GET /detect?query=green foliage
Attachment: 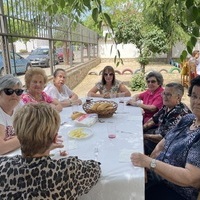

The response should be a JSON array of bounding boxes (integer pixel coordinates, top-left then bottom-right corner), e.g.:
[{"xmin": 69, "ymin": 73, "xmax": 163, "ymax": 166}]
[
  {"xmin": 114, "ymin": 15, "xmax": 169, "ymax": 71},
  {"xmin": 37, "ymin": 0, "xmax": 114, "ymax": 36},
  {"xmin": 130, "ymin": 73, "xmax": 146, "ymax": 91},
  {"xmin": 19, "ymin": 49, "xmax": 28, "ymax": 53},
  {"xmin": 142, "ymin": 0, "xmax": 200, "ymax": 60},
  {"xmin": 138, "ymin": 56, "xmax": 149, "ymax": 66},
  {"xmin": 36, "ymin": 0, "xmax": 199, "ymax": 63}
]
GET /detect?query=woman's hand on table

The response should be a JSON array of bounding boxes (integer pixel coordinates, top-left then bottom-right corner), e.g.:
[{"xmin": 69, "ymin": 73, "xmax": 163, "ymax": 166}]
[
  {"xmin": 127, "ymin": 99, "xmax": 142, "ymax": 107},
  {"xmin": 103, "ymin": 93, "xmax": 111, "ymax": 98},
  {"xmin": 49, "ymin": 135, "xmax": 64, "ymax": 151},
  {"xmin": 130, "ymin": 152, "xmax": 151, "ymax": 169}
]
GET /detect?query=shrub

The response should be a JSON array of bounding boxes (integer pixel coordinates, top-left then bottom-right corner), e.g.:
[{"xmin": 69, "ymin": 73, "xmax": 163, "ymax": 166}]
[
  {"xmin": 130, "ymin": 73, "xmax": 146, "ymax": 91},
  {"xmin": 19, "ymin": 49, "xmax": 28, "ymax": 53}
]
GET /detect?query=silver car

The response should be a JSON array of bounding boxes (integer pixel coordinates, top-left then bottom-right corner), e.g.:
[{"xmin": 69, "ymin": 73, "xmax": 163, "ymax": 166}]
[{"xmin": 26, "ymin": 47, "xmax": 59, "ymax": 68}]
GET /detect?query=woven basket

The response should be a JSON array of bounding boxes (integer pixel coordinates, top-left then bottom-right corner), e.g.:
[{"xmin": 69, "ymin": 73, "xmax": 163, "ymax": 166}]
[{"xmin": 82, "ymin": 100, "xmax": 118, "ymax": 118}]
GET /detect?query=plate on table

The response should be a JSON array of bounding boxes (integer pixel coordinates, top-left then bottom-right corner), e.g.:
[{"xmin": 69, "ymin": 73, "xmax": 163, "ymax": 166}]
[{"xmin": 68, "ymin": 127, "xmax": 93, "ymax": 139}]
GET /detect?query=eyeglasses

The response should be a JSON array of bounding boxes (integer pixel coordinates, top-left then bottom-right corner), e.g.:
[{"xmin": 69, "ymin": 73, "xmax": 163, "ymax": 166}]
[
  {"xmin": 104, "ymin": 73, "xmax": 114, "ymax": 76},
  {"xmin": 161, "ymin": 92, "xmax": 172, "ymax": 98},
  {"xmin": 147, "ymin": 80, "xmax": 157, "ymax": 84},
  {"xmin": 3, "ymin": 88, "xmax": 24, "ymax": 96}
]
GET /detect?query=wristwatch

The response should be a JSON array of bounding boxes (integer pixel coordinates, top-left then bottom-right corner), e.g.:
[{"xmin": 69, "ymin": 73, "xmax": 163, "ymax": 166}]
[{"xmin": 150, "ymin": 159, "xmax": 157, "ymax": 170}]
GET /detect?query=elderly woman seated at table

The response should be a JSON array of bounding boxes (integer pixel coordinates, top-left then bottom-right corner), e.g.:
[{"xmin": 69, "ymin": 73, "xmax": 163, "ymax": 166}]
[
  {"xmin": 0, "ymin": 74, "xmax": 23, "ymax": 155},
  {"xmin": 0, "ymin": 103, "xmax": 101, "ymax": 199},
  {"xmin": 131, "ymin": 76, "xmax": 200, "ymax": 200},
  {"xmin": 143, "ymin": 82, "xmax": 191, "ymax": 155},
  {"xmin": 44, "ymin": 68, "xmax": 82, "ymax": 107},
  {"xmin": 21, "ymin": 67, "xmax": 62, "ymax": 112},
  {"xmin": 127, "ymin": 71, "xmax": 164, "ymax": 124},
  {"xmin": 87, "ymin": 65, "xmax": 131, "ymax": 98}
]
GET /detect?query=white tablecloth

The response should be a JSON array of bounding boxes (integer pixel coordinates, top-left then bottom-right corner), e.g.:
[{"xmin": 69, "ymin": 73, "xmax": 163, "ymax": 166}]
[
  {"xmin": 59, "ymin": 98, "xmax": 145, "ymax": 200},
  {"xmin": 5, "ymin": 97, "xmax": 145, "ymax": 200}
]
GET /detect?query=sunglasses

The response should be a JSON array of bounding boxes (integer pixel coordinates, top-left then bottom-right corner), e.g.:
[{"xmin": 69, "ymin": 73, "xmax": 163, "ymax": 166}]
[
  {"xmin": 3, "ymin": 88, "xmax": 24, "ymax": 96},
  {"xmin": 104, "ymin": 73, "xmax": 114, "ymax": 76},
  {"xmin": 147, "ymin": 80, "xmax": 157, "ymax": 84}
]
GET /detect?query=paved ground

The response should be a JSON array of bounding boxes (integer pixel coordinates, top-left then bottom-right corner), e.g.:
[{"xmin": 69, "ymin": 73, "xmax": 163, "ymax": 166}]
[{"xmin": 73, "ymin": 61, "xmax": 191, "ymax": 109}]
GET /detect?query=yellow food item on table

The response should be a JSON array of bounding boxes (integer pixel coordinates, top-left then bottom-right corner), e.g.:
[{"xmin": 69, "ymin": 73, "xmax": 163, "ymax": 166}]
[
  {"xmin": 71, "ymin": 112, "xmax": 85, "ymax": 120},
  {"xmin": 90, "ymin": 102, "xmax": 101, "ymax": 111},
  {"xmin": 96, "ymin": 102, "xmax": 112, "ymax": 111},
  {"xmin": 69, "ymin": 128, "xmax": 88, "ymax": 138}
]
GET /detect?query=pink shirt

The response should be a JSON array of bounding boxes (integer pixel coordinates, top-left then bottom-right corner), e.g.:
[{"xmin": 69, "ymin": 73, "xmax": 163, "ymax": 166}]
[
  {"xmin": 21, "ymin": 91, "xmax": 53, "ymax": 104},
  {"xmin": 139, "ymin": 86, "xmax": 164, "ymax": 123}
]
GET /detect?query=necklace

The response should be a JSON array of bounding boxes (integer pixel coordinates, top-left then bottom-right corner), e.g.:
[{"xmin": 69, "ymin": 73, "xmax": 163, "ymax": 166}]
[
  {"xmin": 28, "ymin": 92, "xmax": 43, "ymax": 102},
  {"xmin": 192, "ymin": 118, "xmax": 200, "ymax": 129}
]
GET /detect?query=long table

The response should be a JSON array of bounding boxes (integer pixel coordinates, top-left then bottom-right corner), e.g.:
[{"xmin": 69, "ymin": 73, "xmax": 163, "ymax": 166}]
[
  {"xmin": 59, "ymin": 97, "xmax": 145, "ymax": 200},
  {"xmin": 5, "ymin": 97, "xmax": 145, "ymax": 200}
]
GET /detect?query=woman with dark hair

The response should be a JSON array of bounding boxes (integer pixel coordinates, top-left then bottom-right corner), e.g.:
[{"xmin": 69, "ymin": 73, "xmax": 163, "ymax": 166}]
[
  {"xmin": 130, "ymin": 76, "xmax": 200, "ymax": 200},
  {"xmin": 44, "ymin": 68, "xmax": 82, "ymax": 107},
  {"xmin": 88, "ymin": 66, "xmax": 131, "ymax": 98},
  {"xmin": 127, "ymin": 71, "xmax": 164, "ymax": 123}
]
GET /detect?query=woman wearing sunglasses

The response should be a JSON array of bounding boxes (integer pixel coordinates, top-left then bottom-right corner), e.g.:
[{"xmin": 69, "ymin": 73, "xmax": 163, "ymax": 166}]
[
  {"xmin": 0, "ymin": 74, "xmax": 23, "ymax": 154},
  {"xmin": 87, "ymin": 65, "xmax": 131, "ymax": 98},
  {"xmin": 127, "ymin": 71, "xmax": 164, "ymax": 124},
  {"xmin": 21, "ymin": 67, "xmax": 62, "ymax": 112}
]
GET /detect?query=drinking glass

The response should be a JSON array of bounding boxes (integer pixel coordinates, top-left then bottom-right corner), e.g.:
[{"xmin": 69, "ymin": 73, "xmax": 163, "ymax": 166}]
[
  {"xmin": 118, "ymin": 92, "xmax": 125, "ymax": 103},
  {"xmin": 110, "ymin": 92, "xmax": 117, "ymax": 99},
  {"xmin": 86, "ymin": 94, "xmax": 92, "ymax": 103}
]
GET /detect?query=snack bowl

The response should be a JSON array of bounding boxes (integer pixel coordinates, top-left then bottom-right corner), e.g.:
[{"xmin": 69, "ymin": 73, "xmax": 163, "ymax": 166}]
[
  {"xmin": 68, "ymin": 127, "xmax": 93, "ymax": 139},
  {"xmin": 82, "ymin": 100, "xmax": 118, "ymax": 118}
]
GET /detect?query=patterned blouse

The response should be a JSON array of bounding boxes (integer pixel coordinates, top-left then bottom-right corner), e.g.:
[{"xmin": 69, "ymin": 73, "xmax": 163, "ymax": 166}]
[
  {"xmin": 0, "ymin": 156, "xmax": 101, "ymax": 199},
  {"xmin": 21, "ymin": 91, "xmax": 53, "ymax": 104},
  {"xmin": 157, "ymin": 114, "xmax": 200, "ymax": 200},
  {"xmin": 153, "ymin": 102, "xmax": 191, "ymax": 137},
  {"xmin": 95, "ymin": 80, "xmax": 121, "ymax": 94}
]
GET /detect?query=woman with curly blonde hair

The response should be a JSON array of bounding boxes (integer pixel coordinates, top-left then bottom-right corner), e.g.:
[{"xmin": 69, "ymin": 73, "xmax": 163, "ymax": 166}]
[{"xmin": 21, "ymin": 67, "xmax": 62, "ymax": 112}]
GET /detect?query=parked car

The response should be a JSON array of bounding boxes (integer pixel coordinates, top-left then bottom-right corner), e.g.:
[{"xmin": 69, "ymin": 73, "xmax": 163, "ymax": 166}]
[
  {"xmin": 0, "ymin": 50, "xmax": 32, "ymax": 76},
  {"xmin": 26, "ymin": 47, "xmax": 59, "ymax": 68},
  {"xmin": 56, "ymin": 47, "xmax": 74, "ymax": 62}
]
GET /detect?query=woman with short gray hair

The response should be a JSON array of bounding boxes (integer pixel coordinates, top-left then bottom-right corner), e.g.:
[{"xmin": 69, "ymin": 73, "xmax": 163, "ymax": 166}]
[
  {"xmin": 0, "ymin": 74, "xmax": 23, "ymax": 154},
  {"xmin": 127, "ymin": 71, "xmax": 164, "ymax": 124}
]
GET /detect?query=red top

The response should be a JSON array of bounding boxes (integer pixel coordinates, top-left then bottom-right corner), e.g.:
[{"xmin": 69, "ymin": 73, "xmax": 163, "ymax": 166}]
[{"xmin": 139, "ymin": 86, "xmax": 164, "ymax": 123}]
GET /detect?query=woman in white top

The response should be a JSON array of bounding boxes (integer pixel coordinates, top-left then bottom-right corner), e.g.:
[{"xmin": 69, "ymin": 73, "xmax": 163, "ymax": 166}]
[
  {"xmin": 44, "ymin": 68, "xmax": 82, "ymax": 107},
  {"xmin": 0, "ymin": 75, "xmax": 23, "ymax": 154}
]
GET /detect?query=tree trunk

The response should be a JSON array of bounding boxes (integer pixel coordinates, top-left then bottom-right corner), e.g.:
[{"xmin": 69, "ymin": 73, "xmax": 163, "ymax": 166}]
[
  {"xmin": 167, "ymin": 47, "xmax": 173, "ymax": 64},
  {"xmin": 140, "ymin": 64, "xmax": 145, "ymax": 74}
]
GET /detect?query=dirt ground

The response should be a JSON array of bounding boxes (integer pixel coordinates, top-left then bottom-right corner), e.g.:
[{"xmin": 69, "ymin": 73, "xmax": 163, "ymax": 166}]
[{"xmin": 73, "ymin": 61, "xmax": 191, "ymax": 109}]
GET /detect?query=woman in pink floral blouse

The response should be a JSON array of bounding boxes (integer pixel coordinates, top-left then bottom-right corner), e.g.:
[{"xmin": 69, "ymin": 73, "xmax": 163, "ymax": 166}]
[{"xmin": 21, "ymin": 67, "xmax": 62, "ymax": 112}]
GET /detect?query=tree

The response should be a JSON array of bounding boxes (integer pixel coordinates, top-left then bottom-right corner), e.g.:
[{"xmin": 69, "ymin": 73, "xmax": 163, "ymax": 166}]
[
  {"xmin": 115, "ymin": 15, "xmax": 169, "ymax": 72},
  {"xmin": 142, "ymin": 0, "xmax": 199, "ymax": 62},
  {"xmin": 38, "ymin": 0, "xmax": 199, "ymax": 62}
]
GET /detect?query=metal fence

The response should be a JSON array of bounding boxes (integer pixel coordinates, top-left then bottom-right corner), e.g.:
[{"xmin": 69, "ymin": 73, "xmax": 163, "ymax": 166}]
[{"xmin": 0, "ymin": 0, "xmax": 98, "ymax": 75}]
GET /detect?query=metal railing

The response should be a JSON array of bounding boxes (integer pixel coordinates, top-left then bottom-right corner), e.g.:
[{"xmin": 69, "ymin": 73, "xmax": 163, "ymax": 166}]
[{"xmin": 0, "ymin": 0, "xmax": 98, "ymax": 75}]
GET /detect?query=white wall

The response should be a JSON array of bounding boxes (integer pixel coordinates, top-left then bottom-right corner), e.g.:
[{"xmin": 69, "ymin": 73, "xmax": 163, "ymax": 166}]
[
  {"xmin": 14, "ymin": 39, "xmax": 49, "ymax": 53},
  {"xmin": 98, "ymin": 38, "xmax": 200, "ymax": 59}
]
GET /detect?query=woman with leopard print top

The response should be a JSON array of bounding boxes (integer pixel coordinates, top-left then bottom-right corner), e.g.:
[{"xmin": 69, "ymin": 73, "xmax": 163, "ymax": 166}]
[{"xmin": 0, "ymin": 103, "xmax": 101, "ymax": 199}]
